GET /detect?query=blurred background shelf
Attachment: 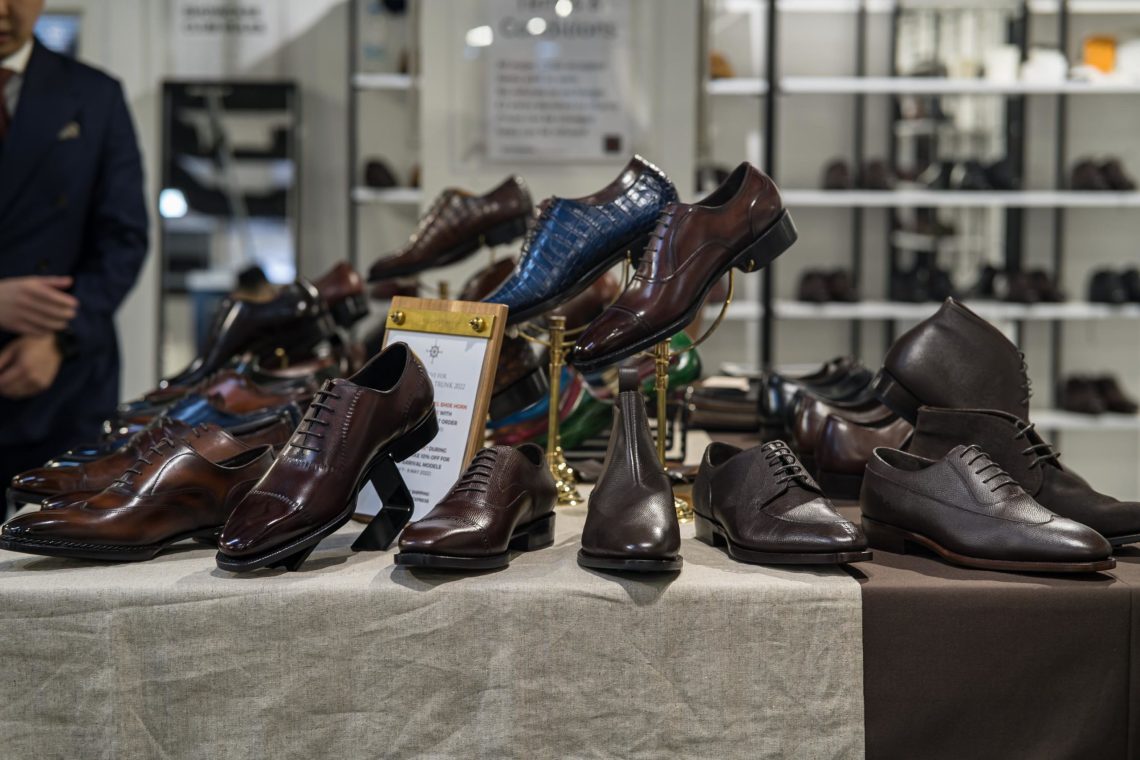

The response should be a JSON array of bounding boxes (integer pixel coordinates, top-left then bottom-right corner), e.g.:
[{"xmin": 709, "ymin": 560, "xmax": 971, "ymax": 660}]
[
  {"xmin": 723, "ymin": 0, "xmax": 1140, "ymax": 13},
  {"xmin": 353, "ymin": 73, "xmax": 414, "ymax": 91},
  {"xmin": 705, "ymin": 299, "xmax": 1140, "ymax": 321},
  {"xmin": 351, "ymin": 186, "xmax": 422, "ymax": 205},
  {"xmin": 781, "ymin": 76, "xmax": 1140, "ymax": 95},
  {"xmin": 1033, "ymin": 409, "xmax": 1140, "ymax": 431},
  {"xmin": 781, "ymin": 189, "xmax": 1140, "ymax": 207}
]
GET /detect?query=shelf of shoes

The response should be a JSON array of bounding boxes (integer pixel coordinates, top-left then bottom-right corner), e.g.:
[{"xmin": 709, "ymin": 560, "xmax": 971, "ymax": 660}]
[
  {"xmin": 781, "ymin": 189, "xmax": 1140, "ymax": 208},
  {"xmin": 704, "ymin": 299, "xmax": 1140, "ymax": 322},
  {"xmin": 352, "ymin": 187, "xmax": 423, "ymax": 205},
  {"xmin": 353, "ymin": 73, "xmax": 414, "ymax": 91},
  {"xmin": 706, "ymin": 77, "xmax": 1140, "ymax": 97},
  {"xmin": 724, "ymin": 0, "xmax": 1140, "ymax": 14}
]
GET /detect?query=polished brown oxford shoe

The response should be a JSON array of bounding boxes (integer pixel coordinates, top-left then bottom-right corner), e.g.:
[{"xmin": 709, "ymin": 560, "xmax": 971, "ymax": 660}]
[
  {"xmin": 216, "ymin": 342, "xmax": 438, "ymax": 572},
  {"xmin": 693, "ymin": 440, "xmax": 871, "ymax": 565},
  {"xmin": 0, "ymin": 431, "xmax": 275, "ymax": 562},
  {"xmin": 570, "ymin": 162, "xmax": 797, "ymax": 373},
  {"xmin": 313, "ymin": 261, "xmax": 369, "ymax": 329},
  {"xmin": 368, "ymin": 176, "xmax": 532, "ymax": 281},
  {"xmin": 790, "ymin": 395, "xmax": 895, "ymax": 474},
  {"xmin": 907, "ymin": 406, "xmax": 1140, "ymax": 546},
  {"xmin": 861, "ymin": 445, "xmax": 1114, "ymax": 573},
  {"xmin": 395, "ymin": 444, "xmax": 557, "ymax": 570},
  {"xmin": 578, "ymin": 367, "xmax": 681, "ymax": 572},
  {"xmin": 458, "ymin": 257, "xmax": 517, "ymax": 301},
  {"xmin": 873, "ymin": 298, "xmax": 1030, "ymax": 423},
  {"xmin": 814, "ymin": 412, "xmax": 912, "ymax": 499}
]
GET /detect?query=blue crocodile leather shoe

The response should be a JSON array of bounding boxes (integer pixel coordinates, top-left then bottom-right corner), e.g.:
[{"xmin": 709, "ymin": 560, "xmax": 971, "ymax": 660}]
[{"xmin": 484, "ymin": 155, "xmax": 677, "ymax": 324}]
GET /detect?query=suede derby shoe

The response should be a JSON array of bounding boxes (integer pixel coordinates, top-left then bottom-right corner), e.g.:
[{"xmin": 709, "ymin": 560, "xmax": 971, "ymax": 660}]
[
  {"xmin": 907, "ymin": 406, "xmax": 1140, "ymax": 546},
  {"xmin": 693, "ymin": 440, "xmax": 871, "ymax": 565},
  {"xmin": 217, "ymin": 343, "xmax": 438, "ymax": 572},
  {"xmin": 368, "ymin": 176, "xmax": 532, "ymax": 280},
  {"xmin": 0, "ymin": 430, "xmax": 275, "ymax": 562},
  {"xmin": 571, "ymin": 162, "xmax": 797, "ymax": 372},
  {"xmin": 861, "ymin": 445, "xmax": 1114, "ymax": 573},
  {"xmin": 484, "ymin": 155, "xmax": 677, "ymax": 324},
  {"xmin": 873, "ymin": 298, "xmax": 1030, "ymax": 423},
  {"xmin": 396, "ymin": 444, "xmax": 557, "ymax": 570},
  {"xmin": 579, "ymin": 367, "xmax": 681, "ymax": 572}
]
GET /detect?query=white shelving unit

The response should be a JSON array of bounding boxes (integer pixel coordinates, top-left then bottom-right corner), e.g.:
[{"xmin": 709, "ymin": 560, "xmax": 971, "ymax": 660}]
[
  {"xmin": 781, "ymin": 189, "xmax": 1140, "ymax": 208},
  {"xmin": 728, "ymin": 0, "xmax": 1140, "ymax": 14},
  {"xmin": 705, "ymin": 76, "xmax": 1140, "ymax": 96},
  {"xmin": 1034, "ymin": 409, "xmax": 1140, "ymax": 432},
  {"xmin": 351, "ymin": 187, "xmax": 423, "ymax": 205},
  {"xmin": 353, "ymin": 72, "xmax": 414, "ymax": 91}
]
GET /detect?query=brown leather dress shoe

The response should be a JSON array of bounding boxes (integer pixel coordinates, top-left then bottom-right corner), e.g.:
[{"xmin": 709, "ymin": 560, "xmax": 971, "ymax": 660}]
[
  {"xmin": 693, "ymin": 440, "xmax": 871, "ymax": 565},
  {"xmin": 0, "ymin": 431, "xmax": 275, "ymax": 562},
  {"xmin": 578, "ymin": 367, "xmax": 681, "ymax": 572},
  {"xmin": 395, "ymin": 444, "xmax": 557, "ymax": 570},
  {"xmin": 313, "ymin": 261, "xmax": 369, "ymax": 328},
  {"xmin": 814, "ymin": 412, "xmax": 912, "ymax": 499},
  {"xmin": 368, "ymin": 176, "xmax": 532, "ymax": 281},
  {"xmin": 571, "ymin": 162, "xmax": 797, "ymax": 373},
  {"xmin": 216, "ymin": 342, "xmax": 438, "ymax": 572},
  {"xmin": 790, "ymin": 395, "xmax": 895, "ymax": 474}
]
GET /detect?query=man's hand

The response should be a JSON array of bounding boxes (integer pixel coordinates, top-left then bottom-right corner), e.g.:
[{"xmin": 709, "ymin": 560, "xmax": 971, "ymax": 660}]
[
  {"xmin": 0, "ymin": 335, "xmax": 64, "ymax": 399},
  {"xmin": 0, "ymin": 277, "xmax": 79, "ymax": 334}
]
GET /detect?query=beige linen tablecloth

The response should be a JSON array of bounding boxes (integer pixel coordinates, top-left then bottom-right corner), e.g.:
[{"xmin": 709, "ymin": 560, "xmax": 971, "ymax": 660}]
[{"xmin": 0, "ymin": 506, "xmax": 864, "ymax": 760}]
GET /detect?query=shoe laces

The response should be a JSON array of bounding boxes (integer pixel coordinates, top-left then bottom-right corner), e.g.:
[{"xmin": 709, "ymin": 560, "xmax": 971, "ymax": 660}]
[
  {"xmin": 111, "ymin": 424, "xmax": 207, "ymax": 489},
  {"xmin": 519, "ymin": 200, "xmax": 553, "ymax": 256},
  {"xmin": 288, "ymin": 383, "xmax": 342, "ymax": 454},
  {"xmin": 762, "ymin": 440, "xmax": 808, "ymax": 486},
  {"xmin": 639, "ymin": 204, "xmax": 677, "ymax": 267},
  {"xmin": 958, "ymin": 445, "xmax": 1020, "ymax": 493},
  {"xmin": 452, "ymin": 448, "xmax": 499, "ymax": 495},
  {"xmin": 1011, "ymin": 419, "xmax": 1061, "ymax": 470},
  {"xmin": 1018, "ymin": 351, "xmax": 1032, "ymax": 406}
]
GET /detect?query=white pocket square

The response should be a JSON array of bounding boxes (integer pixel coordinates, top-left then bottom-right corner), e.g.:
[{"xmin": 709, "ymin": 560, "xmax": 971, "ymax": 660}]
[{"xmin": 58, "ymin": 122, "xmax": 80, "ymax": 140}]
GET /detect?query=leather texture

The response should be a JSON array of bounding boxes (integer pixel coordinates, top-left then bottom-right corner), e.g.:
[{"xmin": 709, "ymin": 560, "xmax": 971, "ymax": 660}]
[
  {"xmin": 815, "ymin": 413, "xmax": 912, "ymax": 476},
  {"xmin": 312, "ymin": 261, "xmax": 365, "ymax": 305},
  {"xmin": 861, "ymin": 445, "xmax": 1112, "ymax": 563},
  {"xmin": 692, "ymin": 441, "xmax": 867, "ymax": 554},
  {"xmin": 880, "ymin": 299, "xmax": 1030, "ymax": 420},
  {"xmin": 398, "ymin": 444, "xmax": 556, "ymax": 557},
  {"xmin": 571, "ymin": 162, "xmax": 785, "ymax": 371},
  {"xmin": 765, "ymin": 358, "xmax": 874, "ymax": 425},
  {"xmin": 368, "ymin": 176, "xmax": 532, "ymax": 280},
  {"xmin": 484, "ymin": 156, "xmax": 677, "ymax": 324},
  {"xmin": 458, "ymin": 257, "xmax": 517, "ymax": 301},
  {"xmin": 580, "ymin": 367, "xmax": 680, "ymax": 561},
  {"xmin": 792, "ymin": 395, "xmax": 894, "ymax": 461},
  {"xmin": 218, "ymin": 342, "xmax": 435, "ymax": 558},
  {"xmin": 1, "ymin": 429, "xmax": 274, "ymax": 559},
  {"xmin": 906, "ymin": 406, "xmax": 1140, "ymax": 542}
]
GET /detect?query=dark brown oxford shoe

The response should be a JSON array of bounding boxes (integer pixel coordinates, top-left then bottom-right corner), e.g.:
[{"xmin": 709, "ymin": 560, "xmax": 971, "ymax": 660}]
[
  {"xmin": 861, "ymin": 445, "xmax": 1114, "ymax": 573},
  {"xmin": 367, "ymin": 176, "xmax": 532, "ymax": 281},
  {"xmin": 578, "ymin": 367, "xmax": 681, "ymax": 572},
  {"xmin": 692, "ymin": 440, "xmax": 871, "ymax": 565},
  {"xmin": 906, "ymin": 406, "xmax": 1140, "ymax": 547},
  {"xmin": 216, "ymin": 342, "xmax": 438, "ymax": 572},
  {"xmin": 395, "ymin": 444, "xmax": 557, "ymax": 570},
  {"xmin": 0, "ymin": 431, "xmax": 275, "ymax": 562},
  {"xmin": 814, "ymin": 412, "xmax": 912, "ymax": 499},
  {"xmin": 571, "ymin": 162, "xmax": 797, "ymax": 373}
]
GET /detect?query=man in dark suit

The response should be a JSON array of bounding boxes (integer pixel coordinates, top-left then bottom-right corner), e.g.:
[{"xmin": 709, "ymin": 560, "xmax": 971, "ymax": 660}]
[{"xmin": 0, "ymin": 0, "xmax": 148, "ymax": 500}]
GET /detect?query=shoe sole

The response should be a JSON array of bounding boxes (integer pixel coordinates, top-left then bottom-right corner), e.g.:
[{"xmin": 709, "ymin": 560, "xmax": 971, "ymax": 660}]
[
  {"xmin": 215, "ymin": 410, "xmax": 438, "ymax": 573},
  {"xmin": 862, "ymin": 515, "xmax": 1115, "ymax": 573},
  {"xmin": 0, "ymin": 526, "xmax": 222, "ymax": 562},
  {"xmin": 570, "ymin": 210, "xmax": 798, "ymax": 374},
  {"xmin": 695, "ymin": 513, "xmax": 873, "ymax": 565},
  {"xmin": 394, "ymin": 513, "xmax": 556, "ymax": 570},
  {"xmin": 368, "ymin": 214, "xmax": 531, "ymax": 281},
  {"xmin": 576, "ymin": 548, "xmax": 682, "ymax": 573},
  {"xmin": 1107, "ymin": 531, "xmax": 1140, "ymax": 547}
]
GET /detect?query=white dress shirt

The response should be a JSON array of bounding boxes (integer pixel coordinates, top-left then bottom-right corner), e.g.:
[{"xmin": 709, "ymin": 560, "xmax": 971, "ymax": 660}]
[{"xmin": 1, "ymin": 38, "xmax": 33, "ymax": 117}]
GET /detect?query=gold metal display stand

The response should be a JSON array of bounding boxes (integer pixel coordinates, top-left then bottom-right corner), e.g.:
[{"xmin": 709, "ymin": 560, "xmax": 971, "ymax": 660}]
[{"xmin": 544, "ymin": 315, "xmax": 583, "ymax": 506}]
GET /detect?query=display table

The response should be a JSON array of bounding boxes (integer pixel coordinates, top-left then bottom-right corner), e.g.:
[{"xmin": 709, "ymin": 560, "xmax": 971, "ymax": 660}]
[{"xmin": 0, "ymin": 507, "xmax": 865, "ymax": 760}]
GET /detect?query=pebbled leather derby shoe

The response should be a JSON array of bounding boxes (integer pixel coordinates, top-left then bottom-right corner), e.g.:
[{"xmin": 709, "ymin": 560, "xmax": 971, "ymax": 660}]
[
  {"xmin": 368, "ymin": 176, "xmax": 532, "ymax": 281},
  {"xmin": 0, "ymin": 430, "xmax": 275, "ymax": 562},
  {"xmin": 484, "ymin": 155, "xmax": 678, "ymax": 324},
  {"xmin": 571, "ymin": 162, "xmax": 796, "ymax": 373},
  {"xmin": 814, "ymin": 412, "xmax": 912, "ymax": 499},
  {"xmin": 578, "ymin": 367, "xmax": 681, "ymax": 572},
  {"xmin": 693, "ymin": 440, "xmax": 871, "ymax": 565},
  {"xmin": 395, "ymin": 444, "xmax": 557, "ymax": 570},
  {"xmin": 873, "ymin": 298, "xmax": 1030, "ymax": 423},
  {"xmin": 906, "ymin": 406, "xmax": 1140, "ymax": 546},
  {"xmin": 217, "ymin": 342, "xmax": 438, "ymax": 572},
  {"xmin": 861, "ymin": 445, "xmax": 1114, "ymax": 573}
]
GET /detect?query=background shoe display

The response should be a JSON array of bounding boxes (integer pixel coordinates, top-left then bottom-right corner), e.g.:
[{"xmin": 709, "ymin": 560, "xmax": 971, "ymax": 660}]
[
  {"xmin": 396, "ymin": 444, "xmax": 557, "ymax": 570},
  {"xmin": 1060, "ymin": 375, "xmax": 1139, "ymax": 415},
  {"xmin": 1071, "ymin": 157, "xmax": 1136, "ymax": 190},
  {"xmin": 367, "ymin": 176, "xmax": 532, "ymax": 281},
  {"xmin": 861, "ymin": 445, "xmax": 1114, "ymax": 573},
  {"xmin": 1088, "ymin": 269, "xmax": 1131, "ymax": 304},
  {"xmin": 692, "ymin": 440, "xmax": 871, "ymax": 565},
  {"xmin": 578, "ymin": 367, "xmax": 681, "ymax": 572},
  {"xmin": 797, "ymin": 268, "xmax": 858, "ymax": 303},
  {"xmin": 1092, "ymin": 375, "xmax": 1139, "ymax": 414},
  {"xmin": 821, "ymin": 159, "xmax": 852, "ymax": 190},
  {"xmin": 858, "ymin": 159, "xmax": 895, "ymax": 190}
]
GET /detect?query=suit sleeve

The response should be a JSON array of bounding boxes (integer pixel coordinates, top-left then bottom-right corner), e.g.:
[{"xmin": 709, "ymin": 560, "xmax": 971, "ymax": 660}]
[{"xmin": 67, "ymin": 78, "xmax": 149, "ymax": 355}]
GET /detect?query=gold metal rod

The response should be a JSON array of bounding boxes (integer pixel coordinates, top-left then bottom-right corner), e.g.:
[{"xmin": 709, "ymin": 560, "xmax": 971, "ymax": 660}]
[
  {"xmin": 547, "ymin": 316, "xmax": 565, "ymax": 469},
  {"xmin": 654, "ymin": 339, "xmax": 670, "ymax": 465}
]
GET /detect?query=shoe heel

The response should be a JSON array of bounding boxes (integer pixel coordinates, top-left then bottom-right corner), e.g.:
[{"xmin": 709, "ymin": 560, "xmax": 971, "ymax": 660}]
[
  {"xmin": 483, "ymin": 214, "xmax": 530, "ymax": 247},
  {"xmin": 329, "ymin": 293, "xmax": 370, "ymax": 329},
  {"xmin": 861, "ymin": 516, "xmax": 909, "ymax": 555},
  {"xmin": 388, "ymin": 410, "xmax": 440, "ymax": 463},
  {"xmin": 871, "ymin": 369, "xmax": 922, "ymax": 424},
  {"xmin": 351, "ymin": 456, "xmax": 415, "ymax": 552},
  {"xmin": 268, "ymin": 544, "xmax": 316, "ymax": 571},
  {"xmin": 508, "ymin": 513, "xmax": 556, "ymax": 551},
  {"xmin": 694, "ymin": 514, "xmax": 724, "ymax": 547},
  {"xmin": 734, "ymin": 210, "xmax": 798, "ymax": 273}
]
